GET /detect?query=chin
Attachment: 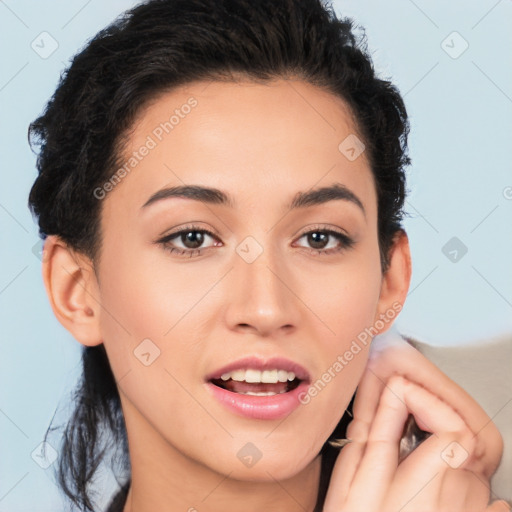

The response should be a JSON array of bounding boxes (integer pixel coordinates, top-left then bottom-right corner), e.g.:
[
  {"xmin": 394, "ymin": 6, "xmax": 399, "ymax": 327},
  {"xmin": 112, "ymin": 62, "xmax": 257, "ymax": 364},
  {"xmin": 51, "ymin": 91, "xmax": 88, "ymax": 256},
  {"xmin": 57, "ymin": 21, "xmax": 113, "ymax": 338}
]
[{"xmin": 211, "ymin": 441, "xmax": 320, "ymax": 482}]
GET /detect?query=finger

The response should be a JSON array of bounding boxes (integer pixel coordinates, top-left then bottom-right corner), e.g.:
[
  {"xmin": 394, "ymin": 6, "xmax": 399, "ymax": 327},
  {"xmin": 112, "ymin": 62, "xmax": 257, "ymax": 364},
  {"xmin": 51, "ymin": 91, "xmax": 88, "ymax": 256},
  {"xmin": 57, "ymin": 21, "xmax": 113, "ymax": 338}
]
[
  {"xmin": 366, "ymin": 337, "xmax": 473, "ymax": 431},
  {"xmin": 332, "ymin": 376, "xmax": 486, "ymax": 512},
  {"xmin": 323, "ymin": 377, "xmax": 384, "ymax": 510},
  {"xmin": 322, "ymin": 439, "xmax": 365, "ymax": 512},
  {"xmin": 345, "ymin": 375, "xmax": 409, "ymax": 508},
  {"xmin": 348, "ymin": 375, "xmax": 472, "ymax": 509},
  {"xmin": 366, "ymin": 336, "xmax": 503, "ymax": 477},
  {"xmin": 381, "ymin": 379, "xmax": 486, "ymax": 512},
  {"xmin": 444, "ymin": 470, "xmax": 491, "ymax": 512},
  {"xmin": 323, "ymin": 370, "xmax": 397, "ymax": 510},
  {"xmin": 325, "ymin": 372, "xmax": 424, "ymax": 509}
]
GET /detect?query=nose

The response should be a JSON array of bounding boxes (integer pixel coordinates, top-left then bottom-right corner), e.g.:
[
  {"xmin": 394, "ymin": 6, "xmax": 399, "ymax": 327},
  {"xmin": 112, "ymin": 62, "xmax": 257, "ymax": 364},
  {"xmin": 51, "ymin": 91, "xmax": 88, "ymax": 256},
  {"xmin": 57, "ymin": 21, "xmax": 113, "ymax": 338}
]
[{"xmin": 223, "ymin": 240, "xmax": 301, "ymax": 338}]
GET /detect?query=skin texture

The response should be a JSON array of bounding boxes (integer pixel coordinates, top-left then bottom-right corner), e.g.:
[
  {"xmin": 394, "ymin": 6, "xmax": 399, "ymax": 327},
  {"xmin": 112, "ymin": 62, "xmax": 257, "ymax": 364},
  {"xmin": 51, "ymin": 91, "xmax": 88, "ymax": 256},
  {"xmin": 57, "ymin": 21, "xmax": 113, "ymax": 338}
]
[{"xmin": 41, "ymin": 80, "xmax": 504, "ymax": 511}]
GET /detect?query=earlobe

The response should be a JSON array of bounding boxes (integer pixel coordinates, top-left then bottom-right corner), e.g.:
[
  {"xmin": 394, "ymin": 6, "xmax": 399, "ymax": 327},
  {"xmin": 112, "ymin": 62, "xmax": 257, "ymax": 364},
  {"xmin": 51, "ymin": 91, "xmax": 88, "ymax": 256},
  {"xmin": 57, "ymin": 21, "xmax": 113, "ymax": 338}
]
[
  {"xmin": 374, "ymin": 229, "xmax": 412, "ymax": 333},
  {"xmin": 42, "ymin": 235, "xmax": 103, "ymax": 347}
]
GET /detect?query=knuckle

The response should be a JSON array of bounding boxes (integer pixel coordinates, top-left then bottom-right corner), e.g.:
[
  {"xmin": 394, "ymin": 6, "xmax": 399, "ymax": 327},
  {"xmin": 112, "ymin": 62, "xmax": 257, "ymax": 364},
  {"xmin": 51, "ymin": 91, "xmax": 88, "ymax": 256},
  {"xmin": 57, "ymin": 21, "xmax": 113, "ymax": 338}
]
[{"xmin": 346, "ymin": 418, "xmax": 369, "ymax": 442}]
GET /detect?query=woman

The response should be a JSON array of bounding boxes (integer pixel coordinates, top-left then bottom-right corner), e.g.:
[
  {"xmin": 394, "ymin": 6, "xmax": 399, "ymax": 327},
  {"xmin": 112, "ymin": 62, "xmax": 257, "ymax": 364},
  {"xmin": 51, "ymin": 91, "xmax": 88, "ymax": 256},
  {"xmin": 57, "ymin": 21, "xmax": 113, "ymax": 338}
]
[{"xmin": 28, "ymin": 0, "xmax": 506, "ymax": 510}]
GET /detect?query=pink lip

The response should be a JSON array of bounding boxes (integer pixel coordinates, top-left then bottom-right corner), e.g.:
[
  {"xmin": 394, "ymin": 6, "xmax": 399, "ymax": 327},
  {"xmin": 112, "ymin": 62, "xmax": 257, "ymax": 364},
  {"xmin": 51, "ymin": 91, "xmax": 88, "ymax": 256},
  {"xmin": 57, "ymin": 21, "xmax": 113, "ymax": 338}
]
[
  {"xmin": 205, "ymin": 356, "xmax": 310, "ymax": 381},
  {"xmin": 205, "ymin": 380, "xmax": 310, "ymax": 420},
  {"xmin": 204, "ymin": 356, "xmax": 311, "ymax": 420}
]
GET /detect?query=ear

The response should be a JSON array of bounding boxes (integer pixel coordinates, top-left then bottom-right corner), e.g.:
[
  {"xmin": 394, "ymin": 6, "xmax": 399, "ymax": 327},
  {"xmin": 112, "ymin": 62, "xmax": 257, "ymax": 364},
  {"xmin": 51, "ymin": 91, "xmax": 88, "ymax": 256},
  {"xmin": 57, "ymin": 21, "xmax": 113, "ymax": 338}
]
[
  {"xmin": 42, "ymin": 235, "xmax": 103, "ymax": 347},
  {"xmin": 374, "ymin": 229, "xmax": 412, "ymax": 333}
]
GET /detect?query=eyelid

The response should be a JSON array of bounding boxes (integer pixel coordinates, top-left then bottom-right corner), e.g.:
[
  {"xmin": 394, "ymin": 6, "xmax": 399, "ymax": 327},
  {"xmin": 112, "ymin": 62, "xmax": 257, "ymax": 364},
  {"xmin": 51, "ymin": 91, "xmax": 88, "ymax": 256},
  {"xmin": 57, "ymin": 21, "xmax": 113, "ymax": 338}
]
[
  {"xmin": 292, "ymin": 224, "xmax": 355, "ymax": 253},
  {"xmin": 154, "ymin": 223, "xmax": 222, "ymax": 255},
  {"xmin": 293, "ymin": 223, "xmax": 351, "ymax": 239},
  {"xmin": 157, "ymin": 222, "xmax": 221, "ymax": 240},
  {"xmin": 156, "ymin": 222, "xmax": 354, "ymax": 257}
]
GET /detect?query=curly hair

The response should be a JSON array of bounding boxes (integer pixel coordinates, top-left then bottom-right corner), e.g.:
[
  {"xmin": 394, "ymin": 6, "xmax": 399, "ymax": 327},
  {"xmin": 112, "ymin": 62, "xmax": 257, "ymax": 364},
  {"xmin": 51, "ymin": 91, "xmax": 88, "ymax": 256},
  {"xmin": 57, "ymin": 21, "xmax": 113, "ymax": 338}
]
[{"xmin": 28, "ymin": 0, "xmax": 411, "ymax": 510}]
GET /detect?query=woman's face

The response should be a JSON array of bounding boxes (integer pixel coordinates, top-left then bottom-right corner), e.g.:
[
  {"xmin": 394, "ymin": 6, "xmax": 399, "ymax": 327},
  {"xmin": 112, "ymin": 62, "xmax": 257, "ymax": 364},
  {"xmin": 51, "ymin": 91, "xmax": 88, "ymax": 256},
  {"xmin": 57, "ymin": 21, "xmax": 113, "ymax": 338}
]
[{"xmin": 93, "ymin": 79, "xmax": 394, "ymax": 480}]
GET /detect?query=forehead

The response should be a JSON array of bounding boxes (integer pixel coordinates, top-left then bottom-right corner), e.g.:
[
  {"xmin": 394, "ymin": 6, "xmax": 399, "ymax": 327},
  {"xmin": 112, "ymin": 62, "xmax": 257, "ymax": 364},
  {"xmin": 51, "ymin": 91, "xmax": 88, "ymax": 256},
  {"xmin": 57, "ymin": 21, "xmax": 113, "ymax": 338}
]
[{"xmin": 103, "ymin": 79, "xmax": 376, "ymax": 220}]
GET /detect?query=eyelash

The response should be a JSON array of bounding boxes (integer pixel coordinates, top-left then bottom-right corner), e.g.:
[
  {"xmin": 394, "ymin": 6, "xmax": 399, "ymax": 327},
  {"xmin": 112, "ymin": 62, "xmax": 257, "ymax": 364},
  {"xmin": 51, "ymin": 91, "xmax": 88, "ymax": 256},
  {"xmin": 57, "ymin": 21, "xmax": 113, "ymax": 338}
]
[
  {"xmin": 156, "ymin": 224, "xmax": 355, "ymax": 258},
  {"xmin": 156, "ymin": 225, "xmax": 220, "ymax": 258}
]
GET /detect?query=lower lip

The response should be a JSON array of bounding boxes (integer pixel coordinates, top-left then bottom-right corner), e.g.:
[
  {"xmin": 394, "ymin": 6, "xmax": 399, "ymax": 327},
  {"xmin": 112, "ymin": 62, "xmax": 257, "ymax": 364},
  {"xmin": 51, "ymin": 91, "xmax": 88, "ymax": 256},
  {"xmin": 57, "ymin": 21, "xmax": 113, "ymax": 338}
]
[{"xmin": 204, "ymin": 381, "xmax": 310, "ymax": 420}]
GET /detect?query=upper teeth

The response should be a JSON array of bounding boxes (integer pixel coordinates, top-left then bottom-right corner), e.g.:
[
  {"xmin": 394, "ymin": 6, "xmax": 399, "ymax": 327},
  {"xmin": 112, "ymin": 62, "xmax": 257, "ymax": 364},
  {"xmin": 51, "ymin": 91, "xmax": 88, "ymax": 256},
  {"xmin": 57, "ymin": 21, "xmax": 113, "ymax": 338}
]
[{"xmin": 220, "ymin": 369, "xmax": 296, "ymax": 383}]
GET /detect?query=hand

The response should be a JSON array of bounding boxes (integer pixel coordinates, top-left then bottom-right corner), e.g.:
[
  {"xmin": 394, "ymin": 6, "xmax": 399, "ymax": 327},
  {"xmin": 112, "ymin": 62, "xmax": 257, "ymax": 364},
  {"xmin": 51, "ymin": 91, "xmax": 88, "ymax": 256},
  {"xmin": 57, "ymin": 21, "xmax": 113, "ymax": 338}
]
[{"xmin": 323, "ymin": 333, "xmax": 506, "ymax": 512}]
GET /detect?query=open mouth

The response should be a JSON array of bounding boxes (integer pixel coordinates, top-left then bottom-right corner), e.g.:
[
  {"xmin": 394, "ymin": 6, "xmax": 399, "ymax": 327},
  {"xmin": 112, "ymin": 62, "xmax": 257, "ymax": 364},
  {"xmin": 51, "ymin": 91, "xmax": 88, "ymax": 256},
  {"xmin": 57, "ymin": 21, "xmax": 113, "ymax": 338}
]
[{"xmin": 210, "ymin": 369, "xmax": 303, "ymax": 396}]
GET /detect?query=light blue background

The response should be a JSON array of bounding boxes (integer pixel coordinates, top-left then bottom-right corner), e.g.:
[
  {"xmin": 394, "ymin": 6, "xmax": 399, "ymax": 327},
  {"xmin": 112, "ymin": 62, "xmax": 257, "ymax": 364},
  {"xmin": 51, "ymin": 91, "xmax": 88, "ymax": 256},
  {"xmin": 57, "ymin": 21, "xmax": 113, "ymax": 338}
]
[{"xmin": 1, "ymin": 1, "xmax": 511, "ymax": 510}]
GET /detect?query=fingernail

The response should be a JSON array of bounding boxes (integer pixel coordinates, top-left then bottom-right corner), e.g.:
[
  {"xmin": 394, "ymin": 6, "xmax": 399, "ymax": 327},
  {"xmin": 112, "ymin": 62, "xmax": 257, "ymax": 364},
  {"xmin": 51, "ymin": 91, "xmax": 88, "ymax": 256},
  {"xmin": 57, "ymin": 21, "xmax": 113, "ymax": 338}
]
[{"xmin": 328, "ymin": 438, "xmax": 353, "ymax": 448}]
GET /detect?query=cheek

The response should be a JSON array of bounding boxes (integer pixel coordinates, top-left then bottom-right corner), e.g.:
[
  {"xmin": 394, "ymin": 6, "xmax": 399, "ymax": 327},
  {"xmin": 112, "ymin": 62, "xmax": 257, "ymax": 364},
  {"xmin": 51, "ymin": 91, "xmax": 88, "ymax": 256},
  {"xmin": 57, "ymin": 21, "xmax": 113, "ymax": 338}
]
[
  {"xmin": 98, "ymin": 244, "xmax": 207, "ymax": 338},
  {"xmin": 306, "ymin": 248, "xmax": 382, "ymax": 346},
  {"xmin": 298, "ymin": 246, "xmax": 382, "ymax": 417},
  {"xmin": 95, "ymin": 242, "xmax": 224, "ymax": 400},
  {"xmin": 96, "ymin": 249, "xmax": 213, "ymax": 441}
]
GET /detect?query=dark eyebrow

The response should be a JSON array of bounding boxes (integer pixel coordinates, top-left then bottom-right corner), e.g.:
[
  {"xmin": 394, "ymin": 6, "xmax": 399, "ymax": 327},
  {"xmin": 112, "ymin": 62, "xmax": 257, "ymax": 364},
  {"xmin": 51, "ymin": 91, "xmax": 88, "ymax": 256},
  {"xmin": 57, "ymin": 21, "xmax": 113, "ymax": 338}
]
[
  {"xmin": 289, "ymin": 183, "xmax": 365, "ymax": 217},
  {"xmin": 141, "ymin": 185, "xmax": 233, "ymax": 209},
  {"xmin": 141, "ymin": 182, "xmax": 365, "ymax": 216}
]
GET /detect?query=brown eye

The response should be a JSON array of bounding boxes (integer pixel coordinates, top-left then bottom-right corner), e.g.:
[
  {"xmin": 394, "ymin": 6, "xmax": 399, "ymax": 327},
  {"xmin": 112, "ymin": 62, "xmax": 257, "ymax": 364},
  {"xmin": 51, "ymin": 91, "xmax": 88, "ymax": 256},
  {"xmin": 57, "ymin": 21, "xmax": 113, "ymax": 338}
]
[
  {"xmin": 157, "ymin": 225, "xmax": 220, "ymax": 257},
  {"xmin": 181, "ymin": 231, "xmax": 205, "ymax": 249},
  {"xmin": 307, "ymin": 232, "xmax": 329, "ymax": 249},
  {"xmin": 294, "ymin": 228, "xmax": 354, "ymax": 254}
]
